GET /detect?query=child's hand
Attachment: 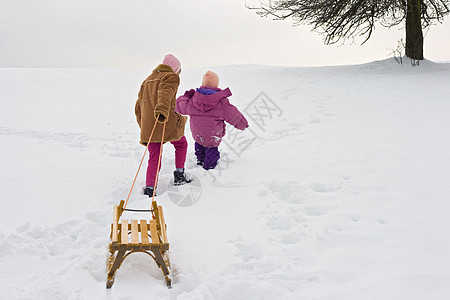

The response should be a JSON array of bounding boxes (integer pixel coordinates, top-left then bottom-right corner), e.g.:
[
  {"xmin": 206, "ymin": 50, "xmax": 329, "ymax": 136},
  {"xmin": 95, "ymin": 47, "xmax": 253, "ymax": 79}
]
[
  {"xmin": 235, "ymin": 118, "xmax": 249, "ymax": 130},
  {"xmin": 184, "ymin": 89, "xmax": 195, "ymax": 98}
]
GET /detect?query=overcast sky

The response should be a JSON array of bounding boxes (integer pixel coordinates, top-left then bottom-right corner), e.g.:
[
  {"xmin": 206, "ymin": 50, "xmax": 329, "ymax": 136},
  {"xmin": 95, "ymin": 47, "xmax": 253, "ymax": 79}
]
[{"xmin": 1, "ymin": 0, "xmax": 449, "ymax": 68}]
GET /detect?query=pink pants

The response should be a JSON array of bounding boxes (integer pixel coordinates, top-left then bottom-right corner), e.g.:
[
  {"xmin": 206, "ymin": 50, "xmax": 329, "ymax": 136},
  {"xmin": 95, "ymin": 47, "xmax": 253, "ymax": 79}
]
[{"xmin": 146, "ymin": 135, "xmax": 188, "ymax": 187}]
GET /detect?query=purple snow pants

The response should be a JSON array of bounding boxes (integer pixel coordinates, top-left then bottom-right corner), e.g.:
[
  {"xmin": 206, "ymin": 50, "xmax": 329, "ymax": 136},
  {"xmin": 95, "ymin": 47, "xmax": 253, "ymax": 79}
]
[
  {"xmin": 195, "ymin": 142, "xmax": 220, "ymax": 170},
  {"xmin": 146, "ymin": 135, "xmax": 188, "ymax": 187}
]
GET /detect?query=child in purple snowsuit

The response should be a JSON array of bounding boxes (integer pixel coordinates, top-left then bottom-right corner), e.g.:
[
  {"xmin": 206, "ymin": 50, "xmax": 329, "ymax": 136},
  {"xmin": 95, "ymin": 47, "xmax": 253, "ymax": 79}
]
[{"xmin": 176, "ymin": 71, "xmax": 248, "ymax": 170}]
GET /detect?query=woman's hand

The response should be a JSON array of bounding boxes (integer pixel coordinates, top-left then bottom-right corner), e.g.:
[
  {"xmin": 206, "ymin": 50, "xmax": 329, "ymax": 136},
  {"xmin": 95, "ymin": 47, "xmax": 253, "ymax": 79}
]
[{"xmin": 157, "ymin": 113, "xmax": 166, "ymax": 123}]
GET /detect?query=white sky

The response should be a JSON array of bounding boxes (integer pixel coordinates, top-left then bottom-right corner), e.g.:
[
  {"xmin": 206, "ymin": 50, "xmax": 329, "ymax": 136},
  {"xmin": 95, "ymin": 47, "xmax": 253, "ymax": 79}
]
[{"xmin": 1, "ymin": 0, "xmax": 449, "ymax": 68}]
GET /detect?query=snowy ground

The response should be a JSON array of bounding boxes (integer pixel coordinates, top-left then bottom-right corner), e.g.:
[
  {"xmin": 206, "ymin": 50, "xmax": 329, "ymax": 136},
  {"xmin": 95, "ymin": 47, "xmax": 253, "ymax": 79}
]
[{"xmin": 1, "ymin": 59, "xmax": 450, "ymax": 299}]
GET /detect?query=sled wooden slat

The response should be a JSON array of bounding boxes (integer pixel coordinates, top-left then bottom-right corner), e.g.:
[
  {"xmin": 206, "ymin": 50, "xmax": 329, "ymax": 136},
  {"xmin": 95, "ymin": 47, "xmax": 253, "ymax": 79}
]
[
  {"xmin": 112, "ymin": 205, "xmax": 119, "ymax": 243},
  {"xmin": 121, "ymin": 219, "xmax": 128, "ymax": 245},
  {"xmin": 149, "ymin": 220, "xmax": 160, "ymax": 245},
  {"xmin": 158, "ymin": 206, "xmax": 168, "ymax": 244},
  {"xmin": 140, "ymin": 220, "xmax": 149, "ymax": 244},
  {"xmin": 131, "ymin": 220, "xmax": 139, "ymax": 244}
]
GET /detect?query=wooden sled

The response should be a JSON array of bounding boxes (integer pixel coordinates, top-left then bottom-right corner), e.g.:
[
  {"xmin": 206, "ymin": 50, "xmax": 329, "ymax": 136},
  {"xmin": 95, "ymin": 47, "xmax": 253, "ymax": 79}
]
[{"xmin": 106, "ymin": 200, "xmax": 171, "ymax": 288}]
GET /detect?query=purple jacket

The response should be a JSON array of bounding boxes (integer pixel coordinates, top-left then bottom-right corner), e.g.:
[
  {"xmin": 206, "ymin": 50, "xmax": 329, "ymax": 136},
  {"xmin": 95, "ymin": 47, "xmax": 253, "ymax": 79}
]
[{"xmin": 176, "ymin": 86, "xmax": 248, "ymax": 148}]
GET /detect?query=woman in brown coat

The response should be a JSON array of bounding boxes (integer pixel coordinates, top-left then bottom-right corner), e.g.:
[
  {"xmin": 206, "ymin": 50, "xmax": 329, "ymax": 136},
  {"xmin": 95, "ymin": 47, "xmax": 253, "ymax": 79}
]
[{"xmin": 135, "ymin": 54, "xmax": 191, "ymax": 196}]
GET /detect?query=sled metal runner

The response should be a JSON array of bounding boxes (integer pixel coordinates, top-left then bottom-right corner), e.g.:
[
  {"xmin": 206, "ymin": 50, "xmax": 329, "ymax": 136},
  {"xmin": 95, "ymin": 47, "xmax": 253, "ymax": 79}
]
[{"xmin": 106, "ymin": 199, "xmax": 172, "ymax": 288}]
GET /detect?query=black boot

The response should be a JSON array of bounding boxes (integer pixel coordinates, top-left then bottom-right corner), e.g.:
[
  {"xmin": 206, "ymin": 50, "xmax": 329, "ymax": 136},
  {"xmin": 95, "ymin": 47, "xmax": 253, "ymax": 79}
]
[
  {"xmin": 143, "ymin": 186, "xmax": 156, "ymax": 197},
  {"xmin": 174, "ymin": 169, "xmax": 192, "ymax": 186}
]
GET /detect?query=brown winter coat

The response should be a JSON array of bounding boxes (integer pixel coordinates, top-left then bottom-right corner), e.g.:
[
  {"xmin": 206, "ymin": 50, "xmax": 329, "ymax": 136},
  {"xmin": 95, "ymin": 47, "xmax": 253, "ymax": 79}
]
[{"xmin": 135, "ymin": 64, "xmax": 187, "ymax": 145}]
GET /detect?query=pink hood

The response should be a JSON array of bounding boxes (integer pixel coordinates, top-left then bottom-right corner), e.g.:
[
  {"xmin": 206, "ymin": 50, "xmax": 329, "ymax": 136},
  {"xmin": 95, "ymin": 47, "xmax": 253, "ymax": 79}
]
[{"xmin": 192, "ymin": 87, "xmax": 232, "ymax": 112}]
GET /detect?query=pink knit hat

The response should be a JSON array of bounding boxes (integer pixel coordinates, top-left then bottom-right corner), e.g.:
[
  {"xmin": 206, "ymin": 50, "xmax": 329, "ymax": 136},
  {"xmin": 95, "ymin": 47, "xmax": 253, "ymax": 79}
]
[
  {"xmin": 162, "ymin": 54, "xmax": 181, "ymax": 73},
  {"xmin": 202, "ymin": 71, "xmax": 219, "ymax": 88}
]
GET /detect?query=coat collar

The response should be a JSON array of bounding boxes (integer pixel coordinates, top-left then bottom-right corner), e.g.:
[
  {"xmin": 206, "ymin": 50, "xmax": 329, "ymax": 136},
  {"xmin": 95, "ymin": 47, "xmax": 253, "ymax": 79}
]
[{"xmin": 153, "ymin": 64, "xmax": 175, "ymax": 73}]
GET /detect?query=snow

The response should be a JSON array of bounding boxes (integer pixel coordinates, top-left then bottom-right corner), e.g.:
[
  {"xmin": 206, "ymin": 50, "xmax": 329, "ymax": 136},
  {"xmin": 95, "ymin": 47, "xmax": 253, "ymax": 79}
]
[{"xmin": 1, "ymin": 58, "xmax": 450, "ymax": 299}]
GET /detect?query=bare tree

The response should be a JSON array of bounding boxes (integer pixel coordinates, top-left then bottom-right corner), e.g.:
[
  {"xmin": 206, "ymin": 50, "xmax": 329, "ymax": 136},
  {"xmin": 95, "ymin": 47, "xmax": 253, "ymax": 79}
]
[{"xmin": 249, "ymin": 0, "xmax": 449, "ymax": 60}]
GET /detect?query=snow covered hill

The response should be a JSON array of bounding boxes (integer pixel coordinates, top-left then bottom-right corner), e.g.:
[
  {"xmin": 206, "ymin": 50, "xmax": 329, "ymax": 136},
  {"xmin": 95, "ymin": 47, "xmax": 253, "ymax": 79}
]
[{"xmin": 1, "ymin": 59, "xmax": 450, "ymax": 299}]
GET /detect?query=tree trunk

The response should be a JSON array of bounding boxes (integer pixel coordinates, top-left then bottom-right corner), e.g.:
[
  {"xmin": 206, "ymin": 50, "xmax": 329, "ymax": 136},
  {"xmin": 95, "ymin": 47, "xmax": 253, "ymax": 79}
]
[{"xmin": 405, "ymin": 0, "xmax": 424, "ymax": 60}]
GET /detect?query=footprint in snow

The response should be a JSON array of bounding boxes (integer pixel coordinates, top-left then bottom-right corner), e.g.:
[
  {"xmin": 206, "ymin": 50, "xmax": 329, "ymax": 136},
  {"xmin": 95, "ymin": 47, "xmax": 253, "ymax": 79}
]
[
  {"xmin": 281, "ymin": 233, "xmax": 302, "ymax": 245},
  {"xmin": 235, "ymin": 242, "xmax": 263, "ymax": 262},
  {"xmin": 310, "ymin": 182, "xmax": 339, "ymax": 193},
  {"xmin": 302, "ymin": 205, "xmax": 329, "ymax": 216},
  {"xmin": 267, "ymin": 214, "xmax": 304, "ymax": 231},
  {"xmin": 310, "ymin": 117, "xmax": 322, "ymax": 124},
  {"xmin": 265, "ymin": 181, "xmax": 306, "ymax": 204}
]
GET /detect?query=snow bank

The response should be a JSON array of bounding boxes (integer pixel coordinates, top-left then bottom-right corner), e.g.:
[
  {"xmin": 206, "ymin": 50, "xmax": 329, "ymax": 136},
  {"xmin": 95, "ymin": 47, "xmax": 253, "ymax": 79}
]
[{"xmin": 1, "ymin": 58, "xmax": 450, "ymax": 299}]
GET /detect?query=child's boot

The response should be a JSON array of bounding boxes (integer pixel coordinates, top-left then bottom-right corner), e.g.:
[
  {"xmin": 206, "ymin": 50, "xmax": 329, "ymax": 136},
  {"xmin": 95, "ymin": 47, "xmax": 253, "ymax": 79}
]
[
  {"xmin": 203, "ymin": 147, "xmax": 220, "ymax": 170},
  {"xmin": 195, "ymin": 143, "xmax": 206, "ymax": 167},
  {"xmin": 143, "ymin": 186, "xmax": 156, "ymax": 197},
  {"xmin": 174, "ymin": 168, "xmax": 192, "ymax": 186}
]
